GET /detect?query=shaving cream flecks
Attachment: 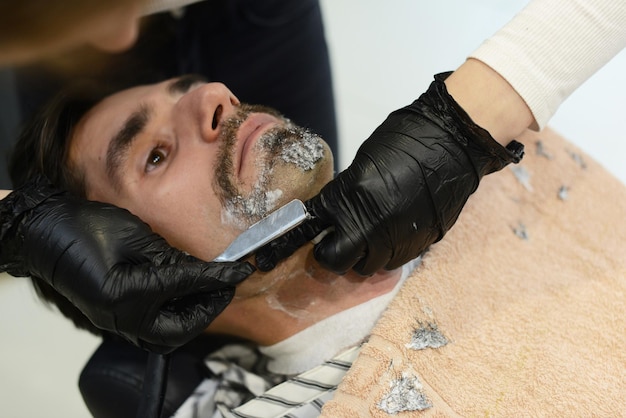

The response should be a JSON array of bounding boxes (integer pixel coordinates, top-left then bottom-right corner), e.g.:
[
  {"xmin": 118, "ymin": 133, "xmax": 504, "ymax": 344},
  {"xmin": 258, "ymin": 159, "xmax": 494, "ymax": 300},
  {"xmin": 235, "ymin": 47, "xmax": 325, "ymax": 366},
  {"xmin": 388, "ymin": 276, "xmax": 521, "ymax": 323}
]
[
  {"xmin": 279, "ymin": 129, "xmax": 325, "ymax": 171},
  {"xmin": 220, "ymin": 121, "xmax": 325, "ymax": 230}
]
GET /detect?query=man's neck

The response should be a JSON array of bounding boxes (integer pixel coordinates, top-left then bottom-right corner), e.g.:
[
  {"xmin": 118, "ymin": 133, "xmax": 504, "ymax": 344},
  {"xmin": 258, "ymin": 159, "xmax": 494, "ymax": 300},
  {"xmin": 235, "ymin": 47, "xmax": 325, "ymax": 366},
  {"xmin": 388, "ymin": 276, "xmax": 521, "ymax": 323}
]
[{"xmin": 206, "ymin": 247, "xmax": 402, "ymax": 345}]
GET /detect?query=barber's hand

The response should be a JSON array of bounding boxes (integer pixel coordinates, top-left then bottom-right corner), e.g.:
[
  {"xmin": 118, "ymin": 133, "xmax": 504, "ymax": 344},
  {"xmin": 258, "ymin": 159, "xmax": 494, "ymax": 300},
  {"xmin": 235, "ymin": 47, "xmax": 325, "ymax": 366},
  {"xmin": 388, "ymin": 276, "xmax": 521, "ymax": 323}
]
[
  {"xmin": 257, "ymin": 72, "xmax": 524, "ymax": 275},
  {"xmin": 0, "ymin": 177, "xmax": 254, "ymax": 353}
]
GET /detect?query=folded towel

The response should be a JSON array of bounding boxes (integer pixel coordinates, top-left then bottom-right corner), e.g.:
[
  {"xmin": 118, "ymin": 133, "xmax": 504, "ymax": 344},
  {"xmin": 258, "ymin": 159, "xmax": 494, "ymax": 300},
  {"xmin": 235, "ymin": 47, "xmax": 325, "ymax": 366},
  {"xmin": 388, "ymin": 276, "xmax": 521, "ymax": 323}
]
[{"xmin": 321, "ymin": 127, "xmax": 626, "ymax": 417}]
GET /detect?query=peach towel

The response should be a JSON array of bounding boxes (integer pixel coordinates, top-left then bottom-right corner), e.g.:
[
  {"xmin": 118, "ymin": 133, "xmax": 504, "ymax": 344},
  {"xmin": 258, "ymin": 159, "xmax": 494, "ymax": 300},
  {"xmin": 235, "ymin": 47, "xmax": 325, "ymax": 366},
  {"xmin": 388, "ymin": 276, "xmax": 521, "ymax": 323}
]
[{"xmin": 321, "ymin": 128, "xmax": 626, "ymax": 417}]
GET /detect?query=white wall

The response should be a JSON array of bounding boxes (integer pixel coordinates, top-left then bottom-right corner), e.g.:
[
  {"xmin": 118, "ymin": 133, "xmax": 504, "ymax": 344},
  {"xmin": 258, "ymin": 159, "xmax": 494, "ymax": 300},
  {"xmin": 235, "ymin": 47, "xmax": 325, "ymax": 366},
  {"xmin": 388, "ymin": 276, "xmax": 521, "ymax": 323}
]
[{"xmin": 0, "ymin": 274, "xmax": 100, "ymax": 417}]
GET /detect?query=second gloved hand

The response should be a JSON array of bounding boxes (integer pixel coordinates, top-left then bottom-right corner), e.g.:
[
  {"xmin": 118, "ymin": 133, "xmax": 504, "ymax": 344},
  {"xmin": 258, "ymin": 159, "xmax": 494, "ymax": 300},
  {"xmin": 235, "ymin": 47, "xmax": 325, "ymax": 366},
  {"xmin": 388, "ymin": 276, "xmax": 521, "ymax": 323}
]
[
  {"xmin": 257, "ymin": 72, "xmax": 524, "ymax": 275},
  {"xmin": 0, "ymin": 177, "xmax": 254, "ymax": 353}
]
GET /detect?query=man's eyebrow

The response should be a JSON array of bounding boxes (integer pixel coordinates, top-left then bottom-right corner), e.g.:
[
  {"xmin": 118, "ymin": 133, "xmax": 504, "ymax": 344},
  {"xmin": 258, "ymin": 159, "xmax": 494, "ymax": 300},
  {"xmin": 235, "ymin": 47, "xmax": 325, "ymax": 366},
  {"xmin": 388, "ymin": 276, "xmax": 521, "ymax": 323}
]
[
  {"xmin": 103, "ymin": 75, "xmax": 207, "ymax": 188},
  {"xmin": 167, "ymin": 74, "xmax": 208, "ymax": 96},
  {"xmin": 106, "ymin": 103, "xmax": 152, "ymax": 190}
]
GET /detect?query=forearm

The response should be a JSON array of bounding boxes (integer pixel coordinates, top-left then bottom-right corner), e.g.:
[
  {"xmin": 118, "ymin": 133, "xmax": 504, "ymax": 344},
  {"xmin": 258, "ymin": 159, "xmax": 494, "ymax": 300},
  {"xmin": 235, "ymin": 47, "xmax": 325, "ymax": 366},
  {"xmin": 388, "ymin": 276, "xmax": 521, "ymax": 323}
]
[
  {"xmin": 445, "ymin": 59, "xmax": 533, "ymax": 146},
  {"xmin": 466, "ymin": 0, "xmax": 626, "ymax": 132}
]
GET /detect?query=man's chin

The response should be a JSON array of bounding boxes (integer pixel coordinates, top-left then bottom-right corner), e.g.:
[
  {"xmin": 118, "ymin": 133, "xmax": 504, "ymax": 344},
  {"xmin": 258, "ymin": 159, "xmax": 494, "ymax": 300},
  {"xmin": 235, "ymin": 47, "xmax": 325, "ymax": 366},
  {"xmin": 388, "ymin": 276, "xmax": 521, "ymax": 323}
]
[{"xmin": 269, "ymin": 149, "xmax": 334, "ymax": 203}]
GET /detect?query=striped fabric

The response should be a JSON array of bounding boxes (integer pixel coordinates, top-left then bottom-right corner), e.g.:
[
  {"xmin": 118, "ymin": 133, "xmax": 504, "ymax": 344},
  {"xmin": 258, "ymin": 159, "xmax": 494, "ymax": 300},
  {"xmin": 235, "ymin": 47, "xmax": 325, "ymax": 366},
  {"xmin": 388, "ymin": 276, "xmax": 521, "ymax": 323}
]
[
  {"xmin": 226, "ymin": 346, "xmax": 361, "ymax": 418},
  {"xmin": 172, "ymin": 344, "xmax": 361, "ymax": 418}
]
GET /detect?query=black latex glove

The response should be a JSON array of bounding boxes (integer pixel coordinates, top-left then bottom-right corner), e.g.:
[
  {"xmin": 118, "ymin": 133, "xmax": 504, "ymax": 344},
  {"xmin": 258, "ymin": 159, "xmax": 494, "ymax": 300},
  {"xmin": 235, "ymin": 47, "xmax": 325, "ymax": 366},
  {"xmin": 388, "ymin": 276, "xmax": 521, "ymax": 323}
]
[
  {"xmin": 257, "ymin": 72, "xmax": 524, "ymax": 275},
  {"xmin": 0, "ymin": 177, "xmax": 254, "ymax": 353}
]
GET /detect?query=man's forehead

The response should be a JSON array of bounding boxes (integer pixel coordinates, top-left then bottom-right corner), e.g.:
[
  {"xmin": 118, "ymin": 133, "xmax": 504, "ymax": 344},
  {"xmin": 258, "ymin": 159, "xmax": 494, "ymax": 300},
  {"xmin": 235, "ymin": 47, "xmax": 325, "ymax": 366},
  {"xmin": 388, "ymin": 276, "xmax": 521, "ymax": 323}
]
[
  {"xmin": 74, "ymin": 81, "xmax": 167, "ymax": 146},
  {"xmin": 94, "ymin": 83, "xmax": 157, "ymax": 112},
  {"xmin": 77, "ymin": 77, "xmax": 189, "ymax": 133}
]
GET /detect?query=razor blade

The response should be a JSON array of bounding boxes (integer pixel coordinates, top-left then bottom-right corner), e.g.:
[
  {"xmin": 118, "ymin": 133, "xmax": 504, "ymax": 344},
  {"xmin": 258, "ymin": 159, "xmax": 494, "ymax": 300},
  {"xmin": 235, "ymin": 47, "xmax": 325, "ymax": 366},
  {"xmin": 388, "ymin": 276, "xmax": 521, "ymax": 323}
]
[{"xmin": 213, "ymin": 199, "xmax": 310, "ymax": 262}]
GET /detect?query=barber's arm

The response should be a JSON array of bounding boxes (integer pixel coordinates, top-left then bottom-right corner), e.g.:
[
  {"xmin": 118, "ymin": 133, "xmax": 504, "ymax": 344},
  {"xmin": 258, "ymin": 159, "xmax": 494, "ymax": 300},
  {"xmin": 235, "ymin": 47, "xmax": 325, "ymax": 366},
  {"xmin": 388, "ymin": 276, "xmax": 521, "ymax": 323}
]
[
  {"xmin": 0, "ymin": 176, "xmax": 254, "ymax": 353},
  {"xmin": 256, "ymin": 69, "xmax": 524, "ymax": 275},
  {"xmin": 256, "ymin": 0, "xmax": 626, "ymax": 276}
]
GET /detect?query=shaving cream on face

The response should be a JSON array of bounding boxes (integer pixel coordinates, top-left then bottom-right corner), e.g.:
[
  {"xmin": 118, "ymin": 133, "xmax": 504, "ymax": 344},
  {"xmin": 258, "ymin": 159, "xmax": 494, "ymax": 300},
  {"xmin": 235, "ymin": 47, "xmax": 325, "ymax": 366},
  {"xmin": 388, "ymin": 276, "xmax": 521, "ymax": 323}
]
[
  {"xmin": 278, "ymin": 127, "xmax": 325, "ymax": 171},
  {"xmin": 264, "ymin": 266, "xmax": 320, "ymax": 320},
  {"xmin": 219, "ymin": 179, "xmax": 284, "ymax": 230},
  {"xmin": 216, "ymin": 109, "xmax": 326, "ymax": 230}
]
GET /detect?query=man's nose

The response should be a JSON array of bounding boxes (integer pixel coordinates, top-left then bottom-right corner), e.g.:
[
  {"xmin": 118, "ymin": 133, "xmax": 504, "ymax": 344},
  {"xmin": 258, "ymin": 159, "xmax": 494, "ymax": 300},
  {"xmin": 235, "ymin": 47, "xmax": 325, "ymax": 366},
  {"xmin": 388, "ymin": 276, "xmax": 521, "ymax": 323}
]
[{"xmin": 176, "ymin": 82, "xmax": 240, "ymax": 143}]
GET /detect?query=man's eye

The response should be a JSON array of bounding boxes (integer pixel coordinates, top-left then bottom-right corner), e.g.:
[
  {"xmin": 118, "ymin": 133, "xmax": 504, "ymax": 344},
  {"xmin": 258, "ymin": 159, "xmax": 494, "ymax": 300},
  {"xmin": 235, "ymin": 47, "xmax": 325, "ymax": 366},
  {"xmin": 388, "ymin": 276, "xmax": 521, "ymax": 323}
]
[{"xmin": 146, "ymin": 149, "xmax": 167, "ymax": 172}]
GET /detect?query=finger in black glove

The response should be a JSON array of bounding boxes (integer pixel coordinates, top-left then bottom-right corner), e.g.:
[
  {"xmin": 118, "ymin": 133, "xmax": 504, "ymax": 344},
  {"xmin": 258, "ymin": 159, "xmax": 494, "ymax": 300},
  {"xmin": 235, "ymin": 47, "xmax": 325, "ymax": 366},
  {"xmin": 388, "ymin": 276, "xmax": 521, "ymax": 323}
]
[
  {"xmin": 255, "ymin": 211, "xmax": 328, "ymax": 272},
  {"xmin": 0, "ymin": 176, "xmax": 255, "ymax": 353},
  {"xmin": 257, "ymin": 72, "xmax": 523, "ymax": 275}
]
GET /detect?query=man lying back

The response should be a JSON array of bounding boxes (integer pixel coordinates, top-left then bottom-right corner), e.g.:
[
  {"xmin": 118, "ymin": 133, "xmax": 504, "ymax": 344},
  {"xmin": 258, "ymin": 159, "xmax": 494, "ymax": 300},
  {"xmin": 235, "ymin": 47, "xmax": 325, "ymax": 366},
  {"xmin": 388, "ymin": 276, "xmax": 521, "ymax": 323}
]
[{"xmin": 11, "ymin": 75, "xmax": 416, "ymax": 415}]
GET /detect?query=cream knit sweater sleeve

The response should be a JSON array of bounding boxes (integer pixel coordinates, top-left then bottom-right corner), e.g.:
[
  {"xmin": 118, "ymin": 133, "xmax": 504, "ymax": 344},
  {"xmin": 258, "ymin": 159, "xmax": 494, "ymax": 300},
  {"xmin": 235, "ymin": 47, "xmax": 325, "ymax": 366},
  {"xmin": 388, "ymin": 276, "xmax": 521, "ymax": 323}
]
[{"xmin": 470, "ymin": 0, "xmax": 626, "ymax": 130}]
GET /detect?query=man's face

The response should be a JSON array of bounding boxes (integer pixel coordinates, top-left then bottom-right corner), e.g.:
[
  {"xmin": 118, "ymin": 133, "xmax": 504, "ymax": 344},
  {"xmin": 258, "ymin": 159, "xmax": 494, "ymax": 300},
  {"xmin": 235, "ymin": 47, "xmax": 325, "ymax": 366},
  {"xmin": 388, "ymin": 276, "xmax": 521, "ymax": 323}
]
[{"xmin": 69, "ymin": 76, "xmax": 333, "ymax": 261}]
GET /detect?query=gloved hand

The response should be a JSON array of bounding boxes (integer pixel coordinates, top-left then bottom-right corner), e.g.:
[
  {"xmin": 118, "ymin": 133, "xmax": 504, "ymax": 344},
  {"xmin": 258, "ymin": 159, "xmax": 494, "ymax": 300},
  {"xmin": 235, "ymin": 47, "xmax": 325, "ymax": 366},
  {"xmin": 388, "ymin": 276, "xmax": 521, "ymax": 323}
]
[
  {"xmin": 256, "ymin": 72, "xmax": 524, "ymax": 275},
  {"xmin": 0, "ymin": 176, "xmax": 254, "ymax": 353}
]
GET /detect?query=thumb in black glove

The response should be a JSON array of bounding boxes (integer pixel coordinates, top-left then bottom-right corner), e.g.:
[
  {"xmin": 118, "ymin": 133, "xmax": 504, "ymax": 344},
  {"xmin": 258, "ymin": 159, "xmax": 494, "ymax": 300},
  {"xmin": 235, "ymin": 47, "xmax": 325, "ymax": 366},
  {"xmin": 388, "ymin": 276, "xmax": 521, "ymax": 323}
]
[
  {"xmin": 256, "ymin": 72, "xmax": 523, "ymax": 275},
  {"xmin": 0, "ymin": 176, "xmax": 254, "ymax": 353}
]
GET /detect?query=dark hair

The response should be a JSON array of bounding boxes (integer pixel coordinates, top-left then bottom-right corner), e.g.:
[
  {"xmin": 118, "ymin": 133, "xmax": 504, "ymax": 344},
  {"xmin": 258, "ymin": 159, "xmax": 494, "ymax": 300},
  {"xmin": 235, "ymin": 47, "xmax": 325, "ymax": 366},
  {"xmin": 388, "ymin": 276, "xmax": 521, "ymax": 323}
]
[{"xmin": 9, "ymin": 80, "xmax": 124, "ymax": 336}]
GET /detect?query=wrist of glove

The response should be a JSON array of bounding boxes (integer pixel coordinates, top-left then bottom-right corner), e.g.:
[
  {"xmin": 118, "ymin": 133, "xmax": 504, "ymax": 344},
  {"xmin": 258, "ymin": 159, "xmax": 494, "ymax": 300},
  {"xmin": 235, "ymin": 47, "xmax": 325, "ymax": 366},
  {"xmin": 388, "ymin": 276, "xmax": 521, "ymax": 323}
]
[
  {"xmin": 306, "ymin": 71, "xmax": 524, "ymax": 275},
  {"xmin": 0, "ymin": 175, "xmax": 254, "ymax": 352}
]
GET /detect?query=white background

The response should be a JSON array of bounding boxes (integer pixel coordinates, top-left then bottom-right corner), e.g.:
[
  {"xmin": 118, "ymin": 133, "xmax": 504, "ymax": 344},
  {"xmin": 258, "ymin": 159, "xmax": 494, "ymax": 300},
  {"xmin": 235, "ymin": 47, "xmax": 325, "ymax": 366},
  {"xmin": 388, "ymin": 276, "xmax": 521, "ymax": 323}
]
[{"xmin": 1, "ymin": 1, "xmax": 624, "ymax": 417}]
